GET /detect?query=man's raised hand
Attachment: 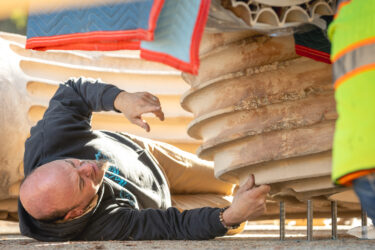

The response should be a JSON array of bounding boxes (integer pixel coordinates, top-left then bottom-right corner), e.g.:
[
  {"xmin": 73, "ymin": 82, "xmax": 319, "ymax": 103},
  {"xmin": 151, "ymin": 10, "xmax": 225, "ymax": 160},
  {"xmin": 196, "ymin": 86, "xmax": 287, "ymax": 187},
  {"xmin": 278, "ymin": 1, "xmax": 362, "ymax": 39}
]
[{"xmin": 114, "ymin": 91, "xmax": 164, "ymax": 132}]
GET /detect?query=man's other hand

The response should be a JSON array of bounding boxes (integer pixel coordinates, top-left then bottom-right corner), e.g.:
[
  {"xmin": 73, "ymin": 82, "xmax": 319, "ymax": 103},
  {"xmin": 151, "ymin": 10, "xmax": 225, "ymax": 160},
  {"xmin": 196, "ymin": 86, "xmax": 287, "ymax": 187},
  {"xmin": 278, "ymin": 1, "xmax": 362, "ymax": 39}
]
[
  {"xmin": 223, "ymin": 174, "xmax": 270, "ymax": 226},
  {"xmin": 114, "ymin": 91, "xmax": 165, "ymax": 132}
]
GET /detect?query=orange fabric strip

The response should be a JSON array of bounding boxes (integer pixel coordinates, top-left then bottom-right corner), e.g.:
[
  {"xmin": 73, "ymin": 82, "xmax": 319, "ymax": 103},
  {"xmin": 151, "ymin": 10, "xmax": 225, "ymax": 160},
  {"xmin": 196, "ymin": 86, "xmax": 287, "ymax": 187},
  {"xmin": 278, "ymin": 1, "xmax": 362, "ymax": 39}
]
[
  {"xmin": 26, "ymin": 29, "xmax": 150, "ymax": 50},
  {"xmin": 295, "ymin": 44, "xmax": 332, "ymax": 56},
  {"xmin": 334, "ymin": 63, "xmax": 375, "ymax": 89},
  {"xmin": 338, "ymin": 169, "xmax": 375, "ymax": 186},
  {"xmin": 32, "ymin": 41, "xmax": 141, "ymax": 51},
  {"xmin": 332, "ymin": 37, "xmax": 375, "ymax": 63}
]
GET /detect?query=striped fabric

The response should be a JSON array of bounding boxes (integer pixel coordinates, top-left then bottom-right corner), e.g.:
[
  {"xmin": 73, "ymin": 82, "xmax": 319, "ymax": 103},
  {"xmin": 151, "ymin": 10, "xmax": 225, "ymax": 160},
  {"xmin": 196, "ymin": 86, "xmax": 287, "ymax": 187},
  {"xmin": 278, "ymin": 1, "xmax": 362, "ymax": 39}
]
[
  {"xmin": 293, "ymin": 18, "xmax": 333, "ymax": 65},
  {"xmin": 25, "ymin": 0, "xmax": 211, "ymax": 75},
  {"xmin": 140, "ymin": 0, "xmax": 210, "ymax": 75},
  {"xmin": 26, "ymin": 0, "xmax": 163, "ymax": 50},
  {"xmin": 328, "ymin": 0, "xmax": 375, "ymax": 185}
]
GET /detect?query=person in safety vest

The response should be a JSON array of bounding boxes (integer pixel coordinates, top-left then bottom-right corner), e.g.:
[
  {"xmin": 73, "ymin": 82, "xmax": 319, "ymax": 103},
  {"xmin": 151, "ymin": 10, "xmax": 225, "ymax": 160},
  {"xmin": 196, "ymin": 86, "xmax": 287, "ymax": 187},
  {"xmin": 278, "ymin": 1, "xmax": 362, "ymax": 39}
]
[{"xmin": 329, "ymin": 0, "xmax": 375, "ymax": 223}]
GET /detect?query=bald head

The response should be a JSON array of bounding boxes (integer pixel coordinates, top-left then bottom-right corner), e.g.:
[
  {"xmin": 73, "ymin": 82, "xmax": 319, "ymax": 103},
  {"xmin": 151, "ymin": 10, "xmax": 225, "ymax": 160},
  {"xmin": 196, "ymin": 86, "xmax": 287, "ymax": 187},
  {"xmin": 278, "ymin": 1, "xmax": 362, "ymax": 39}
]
[
  {"xmin": 20, "ymin": 159, "xmax": 107, "ymax": 221},
  {"xmin": 20, "ymin": 163, "xmax": 76, "ymax": 220}
]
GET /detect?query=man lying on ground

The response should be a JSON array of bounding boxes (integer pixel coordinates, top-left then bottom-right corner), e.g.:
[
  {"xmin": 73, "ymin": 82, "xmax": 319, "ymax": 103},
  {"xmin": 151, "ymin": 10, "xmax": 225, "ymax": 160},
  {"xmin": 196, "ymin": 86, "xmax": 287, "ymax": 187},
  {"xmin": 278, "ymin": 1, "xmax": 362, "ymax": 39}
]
[{"xmin": 19, "ymin": 77, "xmax": 270, "ymax": 241}]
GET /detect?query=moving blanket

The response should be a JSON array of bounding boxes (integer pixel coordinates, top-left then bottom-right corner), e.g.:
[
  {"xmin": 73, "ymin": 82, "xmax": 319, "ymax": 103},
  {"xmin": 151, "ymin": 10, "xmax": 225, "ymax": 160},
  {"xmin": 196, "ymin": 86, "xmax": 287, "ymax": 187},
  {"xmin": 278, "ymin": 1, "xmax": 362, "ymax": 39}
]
[
  {"xmin": 26, "ymin": 0, "xmax": 211, "ymax": 74},
  {"xmin": 26, "ymin": 0, "xmax": 164, "ymax": 51},
  {"xmin": 293, "ymin": 17, "xmax": 333, "ymax": 65}
]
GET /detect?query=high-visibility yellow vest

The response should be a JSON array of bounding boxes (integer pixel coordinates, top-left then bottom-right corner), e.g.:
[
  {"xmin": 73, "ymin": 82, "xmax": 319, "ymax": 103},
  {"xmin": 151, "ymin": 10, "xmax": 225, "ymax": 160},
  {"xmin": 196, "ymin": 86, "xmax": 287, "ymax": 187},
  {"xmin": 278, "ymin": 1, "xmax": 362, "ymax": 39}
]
[{"xmin": 328, "ymin": 0, "xmax": 375, "ymax": 186}]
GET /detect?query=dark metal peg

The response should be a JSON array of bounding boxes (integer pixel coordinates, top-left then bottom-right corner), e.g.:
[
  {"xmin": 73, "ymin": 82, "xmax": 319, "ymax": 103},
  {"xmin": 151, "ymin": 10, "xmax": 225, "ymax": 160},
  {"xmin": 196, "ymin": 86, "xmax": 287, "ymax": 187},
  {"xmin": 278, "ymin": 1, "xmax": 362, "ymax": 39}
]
[
  {"xmin": 331, "ymin": 201, "xmax": 337, "ymax": 240},
  {"xmin": 307, "ymin": 200, "xmax": 313, "ymax": 241},
  {"xmin": 280, "ymin": 201, "xmax": 285, "ymax": 241}
]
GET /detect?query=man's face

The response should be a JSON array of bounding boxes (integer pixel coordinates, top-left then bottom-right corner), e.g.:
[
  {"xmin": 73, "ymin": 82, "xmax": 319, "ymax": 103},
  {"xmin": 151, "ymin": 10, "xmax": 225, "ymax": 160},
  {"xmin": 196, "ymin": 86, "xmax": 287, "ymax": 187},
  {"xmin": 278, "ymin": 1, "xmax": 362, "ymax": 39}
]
[
  {"xmin": 48, "ymin": 158, "xmax": 108, "ymax": 218},
  {"xmin": 19, "ymin": 158, "xmax": 109, "ymax": 221}
]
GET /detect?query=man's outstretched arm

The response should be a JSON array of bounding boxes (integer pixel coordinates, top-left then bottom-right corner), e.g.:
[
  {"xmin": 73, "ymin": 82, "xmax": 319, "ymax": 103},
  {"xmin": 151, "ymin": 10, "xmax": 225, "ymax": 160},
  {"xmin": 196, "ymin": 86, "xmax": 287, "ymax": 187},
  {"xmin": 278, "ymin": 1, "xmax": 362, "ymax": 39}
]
[
  {"xmin": 45, "ymin": 77, "xmax": 163, "ymax": 131},
  {"xmin": 24, "ymin": 77, "xmax": 163, "ymax": 175},
  {"xmin": 81, "ymin": 174, "xmax": 270, "ymax": 240}
]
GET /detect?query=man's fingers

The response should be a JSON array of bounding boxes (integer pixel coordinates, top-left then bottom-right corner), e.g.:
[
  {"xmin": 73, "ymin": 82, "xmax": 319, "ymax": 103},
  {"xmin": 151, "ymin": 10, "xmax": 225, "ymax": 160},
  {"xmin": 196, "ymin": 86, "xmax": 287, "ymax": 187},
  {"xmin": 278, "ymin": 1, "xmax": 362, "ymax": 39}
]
[
  {"xmin": 152, "ymin": 109, "xmax": 165, "ymax": 121},
  {"xmin": 258, "ymin": 184, "xmax": 271, "ymax": 194},
  {"xmin": 249, "ymin": 174, "xmax": 255, "ymax": 189},
  {"xmin": 140, "ymin": 92, "xmax": 160, "ymax": 106},
  {"xmin": 251, "ymin": 185, "xmax": 271, "ymax": 197},
  {"xmin": 139, "ymin": 105, "xmax": 165, "ymax": 121},
  {"xmin": 141, "ymin": 104, "xmax": 162, "ymax": 113},
  {"xmin": 240, "ymin": 174, "xmax": 255, "ymax": 191},
  {"xmin": 144, "ymin": 93, "xmax": 160, "ymax": 105},
  {"xmin": 132, "ymin": 118, "xmax": 150, "ymax": 132}
]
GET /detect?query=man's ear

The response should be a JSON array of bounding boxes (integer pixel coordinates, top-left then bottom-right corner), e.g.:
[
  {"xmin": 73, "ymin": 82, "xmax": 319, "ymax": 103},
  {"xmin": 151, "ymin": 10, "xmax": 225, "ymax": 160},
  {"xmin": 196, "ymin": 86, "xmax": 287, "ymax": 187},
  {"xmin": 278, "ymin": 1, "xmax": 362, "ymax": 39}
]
[{"xmin": 63, "ymin": 208, "xmax": 84, "ymax": 221}]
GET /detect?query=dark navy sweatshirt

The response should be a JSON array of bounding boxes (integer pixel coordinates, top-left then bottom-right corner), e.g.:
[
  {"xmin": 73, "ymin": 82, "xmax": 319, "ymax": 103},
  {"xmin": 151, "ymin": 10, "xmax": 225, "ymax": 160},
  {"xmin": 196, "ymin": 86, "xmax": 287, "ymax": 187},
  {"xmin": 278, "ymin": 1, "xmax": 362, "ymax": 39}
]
[{"xmin": 18, "ymin": 77, "xmax": 227, "ymax": 241}]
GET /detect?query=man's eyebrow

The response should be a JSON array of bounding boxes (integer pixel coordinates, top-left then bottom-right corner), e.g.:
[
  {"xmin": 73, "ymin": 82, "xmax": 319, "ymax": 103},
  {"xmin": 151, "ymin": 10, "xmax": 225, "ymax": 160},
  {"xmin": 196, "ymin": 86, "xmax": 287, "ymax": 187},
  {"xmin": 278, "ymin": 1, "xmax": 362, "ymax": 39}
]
[
  {"xmin": 64, "ymin": 160, "xmax": 83, "ymax": 191},
  {"xmin": 64, "ymin": 160, "xmax": 76, "ymax": 168}
]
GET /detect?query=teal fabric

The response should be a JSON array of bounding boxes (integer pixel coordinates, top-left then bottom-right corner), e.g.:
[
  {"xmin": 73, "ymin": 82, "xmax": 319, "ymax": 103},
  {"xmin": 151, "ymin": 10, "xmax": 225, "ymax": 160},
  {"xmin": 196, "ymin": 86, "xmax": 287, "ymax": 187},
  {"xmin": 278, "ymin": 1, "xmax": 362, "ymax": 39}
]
[
  {"xmin": 27, "ymin": 1, "xmax": 154, "ymax": 38},
  {"xmin": 141, "ymin": 0, "xmax": 201, "ymax": 63}
]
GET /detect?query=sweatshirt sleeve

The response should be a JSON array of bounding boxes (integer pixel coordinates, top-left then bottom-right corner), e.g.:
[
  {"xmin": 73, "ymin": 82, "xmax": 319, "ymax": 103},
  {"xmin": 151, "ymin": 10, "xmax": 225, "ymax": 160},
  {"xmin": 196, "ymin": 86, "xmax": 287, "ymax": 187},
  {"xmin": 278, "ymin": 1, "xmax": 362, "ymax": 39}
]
[
  {"xmin": 80, "ymin": 206, "xmax": 228, "ymax": 240},
  {"xmin": 23, "ymin": 77, "xmax": 123, "ymax": 175},
  {"xmin": 44, "ymin": 77, "xmax": 123, "ymax": 118}
]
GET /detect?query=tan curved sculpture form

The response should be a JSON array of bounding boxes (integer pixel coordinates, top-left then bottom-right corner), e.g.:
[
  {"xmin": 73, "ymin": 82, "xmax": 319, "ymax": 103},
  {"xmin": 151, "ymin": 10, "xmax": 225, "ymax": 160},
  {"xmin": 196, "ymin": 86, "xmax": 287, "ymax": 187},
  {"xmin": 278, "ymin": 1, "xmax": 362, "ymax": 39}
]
[{"xmin": 181, "ymin": 31, "xmax": 360, "ymax": 219}]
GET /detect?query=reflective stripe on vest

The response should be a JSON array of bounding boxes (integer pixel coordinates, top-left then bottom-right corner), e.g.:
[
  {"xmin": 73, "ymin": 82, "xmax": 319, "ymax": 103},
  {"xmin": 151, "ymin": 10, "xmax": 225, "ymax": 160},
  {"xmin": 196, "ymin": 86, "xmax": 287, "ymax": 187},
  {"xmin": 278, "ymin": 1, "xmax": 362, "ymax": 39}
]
[{"xmin": 333, "ymin": 42, "xmax": 375, "ymax": 89}]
